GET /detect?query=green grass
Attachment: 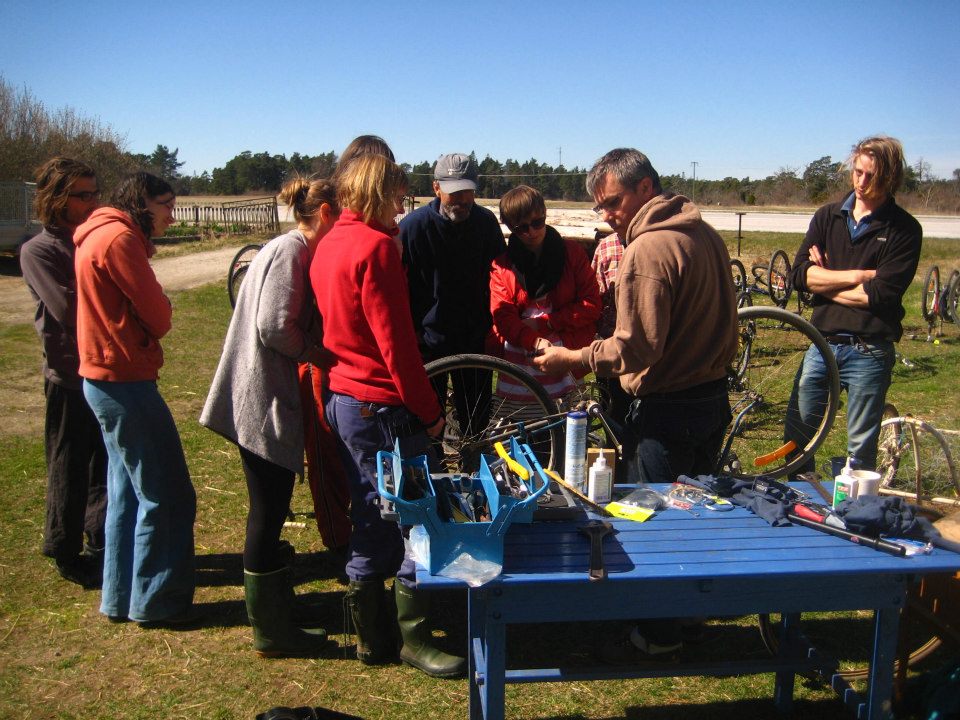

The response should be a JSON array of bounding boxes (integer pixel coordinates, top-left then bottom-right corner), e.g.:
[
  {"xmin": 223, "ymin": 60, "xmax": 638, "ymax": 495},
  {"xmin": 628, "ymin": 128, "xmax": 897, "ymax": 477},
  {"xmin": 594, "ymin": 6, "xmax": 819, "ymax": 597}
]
[{"xmin": 0, "ymin": 232, "xmax": 958, "ymax": 719}]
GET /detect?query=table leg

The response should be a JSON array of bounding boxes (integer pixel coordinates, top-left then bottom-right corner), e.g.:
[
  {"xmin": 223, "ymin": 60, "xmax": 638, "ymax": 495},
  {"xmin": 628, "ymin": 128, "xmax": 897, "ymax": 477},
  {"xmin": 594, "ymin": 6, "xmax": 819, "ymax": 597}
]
[
  {"xmin": 865, "ymin": 606, "xmax": 899, "ymax": 720},
  {"xmin": 773, "ymin": 612, "xmax": 799, "ymax": 713},
  {"xmin": 468, "ymin": 589, "xmax": 506, "ymax": 720}
]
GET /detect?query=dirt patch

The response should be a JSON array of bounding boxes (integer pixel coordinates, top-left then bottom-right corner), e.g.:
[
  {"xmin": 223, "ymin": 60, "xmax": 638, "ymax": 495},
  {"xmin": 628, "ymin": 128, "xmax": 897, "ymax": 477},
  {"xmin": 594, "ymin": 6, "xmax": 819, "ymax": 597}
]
[{"xmin": 0, "ymin": 246, "xmax": 242, "ymax": 326}]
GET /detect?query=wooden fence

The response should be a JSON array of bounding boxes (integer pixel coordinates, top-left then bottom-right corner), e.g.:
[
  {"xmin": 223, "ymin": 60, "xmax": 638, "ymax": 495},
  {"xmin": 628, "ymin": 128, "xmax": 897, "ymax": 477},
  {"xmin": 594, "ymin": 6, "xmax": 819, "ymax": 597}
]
[{"xmin": 173, "ymin": 197, "xmax": 280, "ymax": 235}]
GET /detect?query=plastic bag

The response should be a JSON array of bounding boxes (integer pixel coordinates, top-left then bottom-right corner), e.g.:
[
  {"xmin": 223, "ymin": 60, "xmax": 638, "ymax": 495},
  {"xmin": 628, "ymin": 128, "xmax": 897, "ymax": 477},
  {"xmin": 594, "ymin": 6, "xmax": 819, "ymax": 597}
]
[{"xmin": 406, "ymin": 526, "xmax": 502, "ymax": 587}]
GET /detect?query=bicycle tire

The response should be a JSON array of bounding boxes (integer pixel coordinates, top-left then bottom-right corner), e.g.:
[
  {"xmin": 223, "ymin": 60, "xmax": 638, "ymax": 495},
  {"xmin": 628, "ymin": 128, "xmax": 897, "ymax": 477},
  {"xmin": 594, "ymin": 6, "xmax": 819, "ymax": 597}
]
[
  {"xmin": 876, "ymin": 415, "xmax": 959, "ymax": 505},
  {"xmin": 719, "ymin": 306, "xmax": 840, "ymax": 479},
  {"xmin": 921, "ymin": 265, "xmax": 940, "ymax": 324},
  {"xmin": 730, "ymin": 258, "xmax": 747, "ymax": 295},
  {"xmin": 876, "ymin": 403, "xmax": 902, "ymax": 489},
  {"xmin": 945, "ymin": 269, "xmax": 960, "ymax": 324},
  {"xmin": 227, "ymin": 243, "xmax": 263, "ymax": 308},
  {"xmin": 767, "ymin": 249, "xmax": 792, "ymax": 309},
  {"xmin": 424, "ymin": 353, "xmax": 563, "ymax": 473}
]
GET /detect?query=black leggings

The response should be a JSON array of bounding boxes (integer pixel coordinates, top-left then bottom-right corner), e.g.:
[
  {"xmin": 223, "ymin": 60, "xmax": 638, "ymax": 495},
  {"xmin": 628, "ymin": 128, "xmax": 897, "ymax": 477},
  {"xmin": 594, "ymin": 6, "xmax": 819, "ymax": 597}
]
[{"xmin": 240, "ymin": 446, "xmax": 295, "ymax": 573}]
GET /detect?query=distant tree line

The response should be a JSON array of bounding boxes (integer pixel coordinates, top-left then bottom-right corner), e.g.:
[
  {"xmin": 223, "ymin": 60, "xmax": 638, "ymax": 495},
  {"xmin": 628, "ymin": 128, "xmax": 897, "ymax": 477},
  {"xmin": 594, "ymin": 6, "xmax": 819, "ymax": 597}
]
[{"xmin": 3, "ymin": 75, "xmax": 959, "ymax": 213}]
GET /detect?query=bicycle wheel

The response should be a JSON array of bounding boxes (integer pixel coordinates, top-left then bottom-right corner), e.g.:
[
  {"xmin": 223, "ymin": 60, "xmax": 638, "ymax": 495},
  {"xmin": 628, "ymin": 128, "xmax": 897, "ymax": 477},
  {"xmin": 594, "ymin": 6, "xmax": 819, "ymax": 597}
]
[
  {"xmin": 945, "ymin": 269, "xmax": 960, "ymax": 324},
  {"xmin": 921, "ymin": 265, "xmax": 940, "ymax": 324},
  {"xmin": 757, "ymin": 607, "xmax": 942, "ymax": 682},
  {"xmin": 876, "ymin": 415, "xmax": 959, "ymax": 506},
  {"xmin": 767, "ymin": 249, "xmax": 792, "ymax": 309},
  {"xmin": 719, "ymin": 306, "xmax": 839, "ymax": 479},
  {"xmin": 424, "ymin": 354, "xmax": 563, "ymax": 473},
  {"xmin": 227, "ymin": 243, "xmax": 262, "ymax": 308},
  {"xmin": 730, "ymin": 258, "xmax": 747, "ymax": 295}
]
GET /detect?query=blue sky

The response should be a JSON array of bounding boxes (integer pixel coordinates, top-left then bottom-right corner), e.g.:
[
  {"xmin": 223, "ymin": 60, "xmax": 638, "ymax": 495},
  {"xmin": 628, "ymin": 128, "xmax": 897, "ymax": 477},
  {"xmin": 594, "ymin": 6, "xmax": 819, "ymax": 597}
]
[{"xmin": 2, "ymin": 0, "xmax": 958, "ymax": 181}]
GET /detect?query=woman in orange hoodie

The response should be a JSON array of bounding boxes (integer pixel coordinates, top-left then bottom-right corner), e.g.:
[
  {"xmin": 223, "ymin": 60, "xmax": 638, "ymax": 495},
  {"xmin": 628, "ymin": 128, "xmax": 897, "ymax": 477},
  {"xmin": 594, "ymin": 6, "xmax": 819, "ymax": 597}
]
[{"xmin": 74, "ymin": 172, "xmax": 197, "ymax": 627}]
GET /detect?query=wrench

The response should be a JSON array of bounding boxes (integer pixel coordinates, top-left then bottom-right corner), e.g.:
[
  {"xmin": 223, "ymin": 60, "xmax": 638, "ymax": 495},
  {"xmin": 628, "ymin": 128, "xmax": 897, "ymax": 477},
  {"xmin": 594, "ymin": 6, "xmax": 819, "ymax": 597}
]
[{"xmin": 579, "ymin": 520, "xmax": 614, "ymax": 581}]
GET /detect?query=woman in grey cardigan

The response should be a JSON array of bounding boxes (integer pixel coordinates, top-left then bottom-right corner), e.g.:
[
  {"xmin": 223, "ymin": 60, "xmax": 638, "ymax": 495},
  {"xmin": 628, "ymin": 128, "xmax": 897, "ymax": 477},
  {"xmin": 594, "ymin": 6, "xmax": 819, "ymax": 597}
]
[{"xmin": 200, "ymin": 176, "xmax": 337, "ymax": 656}]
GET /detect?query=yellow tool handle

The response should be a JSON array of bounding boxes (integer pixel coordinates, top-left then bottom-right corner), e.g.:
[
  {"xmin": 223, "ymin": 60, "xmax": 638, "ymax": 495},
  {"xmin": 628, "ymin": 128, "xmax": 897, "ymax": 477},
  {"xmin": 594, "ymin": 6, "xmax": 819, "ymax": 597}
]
[{"xmin": 494, "ymin": 441, "xmax": 530, "ymax": 481}]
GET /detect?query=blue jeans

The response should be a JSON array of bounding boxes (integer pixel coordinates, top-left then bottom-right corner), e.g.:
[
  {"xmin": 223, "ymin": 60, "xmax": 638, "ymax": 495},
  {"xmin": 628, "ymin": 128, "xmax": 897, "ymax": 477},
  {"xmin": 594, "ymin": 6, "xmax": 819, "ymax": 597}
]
[
  {"xmin": 83, "ymin": 380, "xmax": 196, "ymax": 622},
  {"xmin": 323, "ymin": 392, "xmax": 432, "ymax": 583},
  {"xmin": 625, "ymin": 379, "xmax": 731, "ymax": 484},
  {"xmin": 785, "ymin": 339, "xmax": 895, "ymax": 472}
]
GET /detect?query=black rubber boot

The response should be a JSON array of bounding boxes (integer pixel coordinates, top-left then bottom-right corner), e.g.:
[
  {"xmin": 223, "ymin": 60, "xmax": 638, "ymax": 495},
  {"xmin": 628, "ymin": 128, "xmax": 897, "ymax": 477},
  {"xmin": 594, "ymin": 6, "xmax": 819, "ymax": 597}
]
[
  {"xmin": 345, "ymin": 580, "xmax": 395, "ymax": 665},
  {"xmin": 244, "ymin": 567, "xmax": 327, "ymax": 657},
  {"xmin": 394, "ymin": 581, "xmax": 466, "ymax": 678}
]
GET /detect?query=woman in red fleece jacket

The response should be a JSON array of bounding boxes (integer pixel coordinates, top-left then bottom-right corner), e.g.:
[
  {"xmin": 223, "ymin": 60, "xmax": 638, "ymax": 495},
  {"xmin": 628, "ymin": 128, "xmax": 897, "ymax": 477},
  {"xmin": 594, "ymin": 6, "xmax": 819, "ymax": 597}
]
[
  {"xmin": 490, "ymin": 185, "xmax": 601, "ymax": 402},
  {"xmin": 75, "ymin": 173, "xmax": 197, "ymax": 627},
  {"xmin": 310, "ymin": 154, "xmax": 463, "ymax": 679}
]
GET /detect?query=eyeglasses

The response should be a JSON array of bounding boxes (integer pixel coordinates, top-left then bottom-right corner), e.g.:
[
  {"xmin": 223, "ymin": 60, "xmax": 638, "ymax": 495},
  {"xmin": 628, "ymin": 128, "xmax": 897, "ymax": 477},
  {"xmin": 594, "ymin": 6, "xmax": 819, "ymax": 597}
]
[
  {"xmin": 512, "ymin": 217, "xmax": 546, "ymax": 235},
  {"xmin": 592, "ymin": 193, "xmax": 622, "ymax": 216},
  {"xmin": 68, "ymin": 190, "xmax": 100, "ymax": 202}
]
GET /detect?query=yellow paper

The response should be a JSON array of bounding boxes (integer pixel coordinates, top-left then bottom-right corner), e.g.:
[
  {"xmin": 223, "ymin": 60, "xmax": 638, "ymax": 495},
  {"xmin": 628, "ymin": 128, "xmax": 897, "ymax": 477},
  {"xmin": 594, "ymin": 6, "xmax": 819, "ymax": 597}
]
[{"xmin": 605, "ymin": 502, "xmax": 654, "ymax": 522}]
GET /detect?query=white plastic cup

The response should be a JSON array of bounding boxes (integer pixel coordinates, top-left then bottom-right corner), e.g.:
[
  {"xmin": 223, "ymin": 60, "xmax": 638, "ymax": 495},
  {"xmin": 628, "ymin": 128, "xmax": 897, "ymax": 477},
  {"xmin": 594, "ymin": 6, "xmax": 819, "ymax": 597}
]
[{"xmin": 850, "ymin": 469, "xmax": 881, "ymax": 497}]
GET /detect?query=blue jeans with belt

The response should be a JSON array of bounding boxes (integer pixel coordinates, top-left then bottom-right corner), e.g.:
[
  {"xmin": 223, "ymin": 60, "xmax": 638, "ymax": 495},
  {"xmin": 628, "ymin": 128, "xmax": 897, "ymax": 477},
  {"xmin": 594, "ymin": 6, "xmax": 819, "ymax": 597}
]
[
  {"xmin": 786, "ymin": 338, "xmax": 895, "ymax": 472},
  {"xmin": 323, "ymin": 392, "xmax": 432, "ymax": 583},
  {"xmin": 83, "ymin": 380, "xmax": 196, "ymax": 622}
]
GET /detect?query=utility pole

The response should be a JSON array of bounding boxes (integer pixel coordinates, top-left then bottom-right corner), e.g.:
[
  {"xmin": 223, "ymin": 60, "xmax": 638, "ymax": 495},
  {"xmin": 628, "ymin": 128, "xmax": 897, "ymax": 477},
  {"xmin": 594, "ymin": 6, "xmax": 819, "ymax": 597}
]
[
  {"xmin": 690, "ymin": 161, "xmax": 698, "ymax": 204},
  {"xmin": 558, "ymin": 146, "xmax": 562, "ymax": 168}
]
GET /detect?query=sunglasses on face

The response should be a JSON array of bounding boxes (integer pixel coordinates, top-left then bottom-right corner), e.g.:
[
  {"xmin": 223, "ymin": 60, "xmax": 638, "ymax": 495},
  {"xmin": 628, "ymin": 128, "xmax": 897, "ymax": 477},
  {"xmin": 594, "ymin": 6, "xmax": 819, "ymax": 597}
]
[
  {"xmin": 512, "ymin": 217, "xmax": 546, "ymax": 235},
  {"xmin": 68, "ymin": 190, "xmax": 101, "ymax": 202}
]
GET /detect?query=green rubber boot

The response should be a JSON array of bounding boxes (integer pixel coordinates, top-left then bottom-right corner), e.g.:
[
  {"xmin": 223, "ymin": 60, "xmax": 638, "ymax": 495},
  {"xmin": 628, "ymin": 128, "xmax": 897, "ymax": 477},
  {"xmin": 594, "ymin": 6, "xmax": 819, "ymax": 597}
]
[
  {"xmin": 395, "ymin": 581, "xmax": 466, "ymax": 679},
  {"xmin": 244, "ymin": 567, "xmax": 327, "ymax": 657},
  {"xmin": 345, "ymin": 580, "xmax": 396, "ymax": 665}
]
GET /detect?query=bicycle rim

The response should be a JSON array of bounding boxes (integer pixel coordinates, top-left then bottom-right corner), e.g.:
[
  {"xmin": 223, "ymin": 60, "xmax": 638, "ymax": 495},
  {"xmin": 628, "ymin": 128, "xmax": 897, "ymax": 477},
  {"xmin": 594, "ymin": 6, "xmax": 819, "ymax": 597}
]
[
  {"xmin": 721, "ymin": 306, "xmax": 839, "ymax": 479},
  {"xmin": 921, "ymin": 265, "xmax": 940, "ymax": 323},
  {"xmin": 424, "ymin": 353, "xmax": 563, "ymax": 473},
  {"xmin": 768, "ymin": 249, "xmax": 792, "ymax": 308}
]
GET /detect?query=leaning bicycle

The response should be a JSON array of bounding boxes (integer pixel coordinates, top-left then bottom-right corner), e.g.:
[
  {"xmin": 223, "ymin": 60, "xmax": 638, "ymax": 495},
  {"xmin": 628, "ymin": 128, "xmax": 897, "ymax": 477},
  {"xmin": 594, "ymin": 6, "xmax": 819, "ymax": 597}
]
[{"xmin": 921, "ymin": 264, "xmax": 960, "ymax": 341}]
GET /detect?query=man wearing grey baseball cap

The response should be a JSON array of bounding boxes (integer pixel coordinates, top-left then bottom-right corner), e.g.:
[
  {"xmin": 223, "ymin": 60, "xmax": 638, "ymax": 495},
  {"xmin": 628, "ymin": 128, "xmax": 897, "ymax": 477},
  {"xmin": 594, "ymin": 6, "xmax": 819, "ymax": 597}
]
[{"xmin": 400, "ymin": 153, "xmax": 505, "ymax": 443}]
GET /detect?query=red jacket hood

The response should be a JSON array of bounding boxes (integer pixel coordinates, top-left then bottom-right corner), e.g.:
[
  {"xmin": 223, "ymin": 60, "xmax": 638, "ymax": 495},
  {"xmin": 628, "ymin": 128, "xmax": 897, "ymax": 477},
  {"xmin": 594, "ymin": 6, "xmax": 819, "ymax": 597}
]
[{"xmin": 74, "ymin": 208, "xmax": 155, "ymax": 257}]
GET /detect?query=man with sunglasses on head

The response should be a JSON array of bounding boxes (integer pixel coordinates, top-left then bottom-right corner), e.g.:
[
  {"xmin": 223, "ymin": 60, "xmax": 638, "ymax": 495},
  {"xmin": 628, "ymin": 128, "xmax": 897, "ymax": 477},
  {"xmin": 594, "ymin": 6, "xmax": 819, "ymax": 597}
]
[
  {"xmin": 400, "ymin": 153, "xmax": 505, "ymax": 440},
  {"xmin": 535, "ymin": 147, "xmax": 738, "ymax": 662},
  {"xmin": 20, "ymin": 157, "xmax": 108, "ymax": 590}
]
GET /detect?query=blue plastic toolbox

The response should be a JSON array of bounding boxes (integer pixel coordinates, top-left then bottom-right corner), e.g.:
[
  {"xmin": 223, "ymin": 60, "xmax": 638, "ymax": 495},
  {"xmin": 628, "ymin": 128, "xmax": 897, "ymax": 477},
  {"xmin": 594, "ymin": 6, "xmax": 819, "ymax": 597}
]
[{"xmin": 376, "ymin": 437, "xmax": 550, "ymax": 574}]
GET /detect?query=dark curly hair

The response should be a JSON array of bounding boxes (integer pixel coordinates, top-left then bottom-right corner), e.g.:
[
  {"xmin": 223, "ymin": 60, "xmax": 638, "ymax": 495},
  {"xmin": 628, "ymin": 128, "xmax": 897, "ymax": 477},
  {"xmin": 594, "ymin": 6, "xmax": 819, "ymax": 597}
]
[{"xmin": 109, "ymin": 172, "xmax": 174, "ymax": 238}]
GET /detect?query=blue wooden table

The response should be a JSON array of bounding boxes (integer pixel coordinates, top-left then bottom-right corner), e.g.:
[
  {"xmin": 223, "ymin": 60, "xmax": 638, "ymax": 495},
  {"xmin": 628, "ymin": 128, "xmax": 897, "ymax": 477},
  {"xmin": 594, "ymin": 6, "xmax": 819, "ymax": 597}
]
[{"xmin": 414, "ymin": 483, "xmax": 960, "ymax": 720}]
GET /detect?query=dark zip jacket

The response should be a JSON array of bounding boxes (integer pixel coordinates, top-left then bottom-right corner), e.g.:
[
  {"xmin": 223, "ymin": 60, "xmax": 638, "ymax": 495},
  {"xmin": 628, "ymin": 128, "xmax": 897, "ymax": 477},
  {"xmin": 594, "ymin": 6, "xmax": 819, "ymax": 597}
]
[
  {"xmin": 789, "ymin": 193, "xmax": 922, "ymax": 342},
  {"xmin": 400, "ymin": 198, "xmax": 505, "ymax": 358}
]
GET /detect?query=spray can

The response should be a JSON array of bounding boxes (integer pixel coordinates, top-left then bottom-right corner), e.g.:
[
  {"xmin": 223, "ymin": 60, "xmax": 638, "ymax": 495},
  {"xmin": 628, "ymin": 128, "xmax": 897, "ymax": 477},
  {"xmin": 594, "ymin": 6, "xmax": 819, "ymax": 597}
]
[{"xmin": 564, "ymin": 410, "xmax": 588, "ymax": 493}]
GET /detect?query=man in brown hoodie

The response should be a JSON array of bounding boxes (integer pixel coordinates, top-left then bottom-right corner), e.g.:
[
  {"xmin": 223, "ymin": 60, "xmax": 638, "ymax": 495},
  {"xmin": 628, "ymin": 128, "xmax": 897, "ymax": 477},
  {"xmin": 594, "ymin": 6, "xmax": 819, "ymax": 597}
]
[{"xmin": 535, "ymin": 147, "xmax": 738, "ymax": 661}]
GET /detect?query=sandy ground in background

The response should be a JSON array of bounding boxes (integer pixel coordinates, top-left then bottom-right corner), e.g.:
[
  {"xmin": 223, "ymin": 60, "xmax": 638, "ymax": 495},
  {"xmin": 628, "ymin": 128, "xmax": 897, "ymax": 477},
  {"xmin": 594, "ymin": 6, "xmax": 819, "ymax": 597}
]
[{"xmin": 2, "ymin": 208, "xmax": 959, "ymax": 326}]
